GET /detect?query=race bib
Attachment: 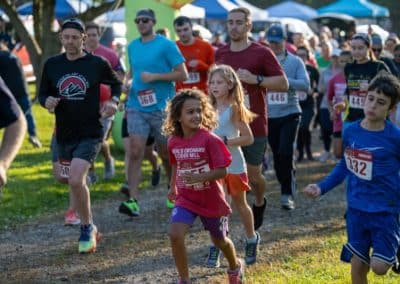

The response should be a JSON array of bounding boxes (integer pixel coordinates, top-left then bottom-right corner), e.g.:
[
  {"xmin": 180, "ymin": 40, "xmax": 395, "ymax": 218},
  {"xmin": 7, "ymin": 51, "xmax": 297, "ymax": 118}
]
[
  {"xmin": 296, "ymin": 91, "xmax": 307, "ymax": 101},
  {"xmin": 138, "ymin": 89, "xmax": 157, "ymax": 107},
  {"xmin": 344, "ymin": 148, "xmax": 372, "ymax": 181},
  {"xmin": 59, "ymin": 160, "xmax": 71, "ymax": 179},
  {"xmin": 183, "ymin": 72, "xmax": 200, "ymax": 84},
  {"xmin": 349, "ymin": 93, "xmax": 365, "ymax": 109},
  {"xmin": 268, "ymin": 92, "xmax": 288, "ymax": 105},
  {"xmin": 178, "ymin": 160, "xmax": 210, "ymax": 191}
]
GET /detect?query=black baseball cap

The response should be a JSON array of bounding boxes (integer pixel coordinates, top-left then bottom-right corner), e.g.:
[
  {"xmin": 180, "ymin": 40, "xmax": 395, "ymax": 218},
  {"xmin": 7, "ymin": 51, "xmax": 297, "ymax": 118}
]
[{"xmin": 61, "ymin": 18, "xmax": 85, "ymax": 33}]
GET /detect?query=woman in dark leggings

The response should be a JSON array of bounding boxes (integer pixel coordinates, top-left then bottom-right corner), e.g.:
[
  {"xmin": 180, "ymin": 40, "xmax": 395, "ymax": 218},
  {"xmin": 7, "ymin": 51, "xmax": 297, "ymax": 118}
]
[{"xmin": 296, "ymin": 46, "xmax": 319, "ymax": 161}]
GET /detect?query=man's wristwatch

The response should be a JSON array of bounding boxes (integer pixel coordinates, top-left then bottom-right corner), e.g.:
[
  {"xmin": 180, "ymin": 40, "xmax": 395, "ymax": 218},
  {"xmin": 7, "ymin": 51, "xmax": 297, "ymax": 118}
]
[{"xmin": 256, "ymin": 75, "xmax": 264, "ymax": 86}]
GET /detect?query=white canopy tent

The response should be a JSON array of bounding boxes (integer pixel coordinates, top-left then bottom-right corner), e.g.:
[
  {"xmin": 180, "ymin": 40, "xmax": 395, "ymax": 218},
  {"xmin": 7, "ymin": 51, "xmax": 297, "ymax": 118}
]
[{"xmin": 231, "ymin": 0, "xmax": 268, "ymax": 21}]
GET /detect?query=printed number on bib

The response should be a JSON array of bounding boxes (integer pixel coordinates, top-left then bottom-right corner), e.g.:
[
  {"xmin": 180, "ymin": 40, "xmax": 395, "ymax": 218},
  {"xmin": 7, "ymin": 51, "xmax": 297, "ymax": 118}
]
[
  {"xmin": 344, "ymin": 148, "xmax": 372, "ymax": 181},
  {"xmin": 296, "ymin": 91, "xmax": 307, "ymax": 101},
  {"xmin": 59, "ymin": 160, "xmax": 71, "ymax": 179},
  {"xmin": 268, "ymin": 92, "xmax": 288, "ymax": 105},
  {"xmin": 178, "ymin": 162, "xmax": 210, "ymax": 190},
  {"xmin": 349, "ymin": 94, "xmax": 365, "ymax": 109},
  {"xmin": 184, "ymin": 72, "xmax": 200, "ymax": 84},
  {"xmin": 138, "ymin": 89, "xmax": 157, "ymax": 107}
]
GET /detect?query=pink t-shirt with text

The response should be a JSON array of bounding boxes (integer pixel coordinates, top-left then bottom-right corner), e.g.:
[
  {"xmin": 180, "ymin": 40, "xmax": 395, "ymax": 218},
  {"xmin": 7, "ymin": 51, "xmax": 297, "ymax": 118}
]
[{"xmin": 168, "ymin": 128, "xmax": 232, "ymax": 218}]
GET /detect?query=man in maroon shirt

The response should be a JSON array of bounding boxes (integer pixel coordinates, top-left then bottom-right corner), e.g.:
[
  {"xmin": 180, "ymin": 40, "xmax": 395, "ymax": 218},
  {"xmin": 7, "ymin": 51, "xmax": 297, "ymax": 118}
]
[{"xmin": 216, "ymin": 7, "xmax": 288, "ymax": 230}]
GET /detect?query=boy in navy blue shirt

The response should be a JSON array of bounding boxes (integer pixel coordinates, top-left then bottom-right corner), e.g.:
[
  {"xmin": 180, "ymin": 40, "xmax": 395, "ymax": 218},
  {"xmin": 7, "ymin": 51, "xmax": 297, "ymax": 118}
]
[{"xmin": 304, "ymin": 72, "xmax": 400, "ymax": 282}]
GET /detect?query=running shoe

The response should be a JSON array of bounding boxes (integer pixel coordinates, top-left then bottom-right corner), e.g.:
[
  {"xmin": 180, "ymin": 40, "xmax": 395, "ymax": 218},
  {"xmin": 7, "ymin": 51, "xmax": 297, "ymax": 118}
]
[
  {"xmin": 151, "ymin": 166, "xmax": 161, "ymax": 187},
  {"xmin": 104, "ymin": 157, "xmax": 115, "ymax": 180},
  {"xmin": 227, "ymin": 258, "xmax": 245, "ymax": 284},
  {"xmin": 245, "ymin": 232, "xmax": 260, "ymax": 265},
  {"xmin": 206, "ymin": 245, "xmax": 221, "ymax": 268},
  {"xmin": 119, "ymin": 199, "xmax": 140, "ymax": 217},
  {"xmin": 281, "ymin": 195, "xmax": 295, "ymax": 210},
  {"xmin": 87, "ymin": 170, "xmax": 98, "ymax": 184},
  {"xmin": 28, "ymin": 136, "xmax": 42, "ymax": 148},
  {"xmin": 166, "ymin": 198, "xmax": 175, "ymax": 209},
  {"xmin": 78, "ymin": 224, "xmax": 101, "ymax": 254},
  {"xmin": 64, "ymin": 208, "xmax": 81, "ymax": 226},
  {"xmin": 120, "ymin": 182, "xmax": 129, "ymax": 197},
  {"xmin": 319, "ymin": 151, "xmax": 331, "ymax": 163},
  {"xmin": 252, "ymin": 197, "xmax": 267, "ymax": 230}
]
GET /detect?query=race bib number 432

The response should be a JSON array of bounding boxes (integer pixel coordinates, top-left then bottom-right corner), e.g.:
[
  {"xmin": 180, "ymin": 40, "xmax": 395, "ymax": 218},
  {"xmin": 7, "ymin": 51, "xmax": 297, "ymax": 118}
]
[{"xmin": 344, "ymin": 148, "xmax": 373, "ymax": 180}]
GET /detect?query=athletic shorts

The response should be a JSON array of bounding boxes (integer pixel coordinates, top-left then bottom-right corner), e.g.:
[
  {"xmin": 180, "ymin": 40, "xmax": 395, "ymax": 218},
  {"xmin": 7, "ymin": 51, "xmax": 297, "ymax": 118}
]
[
  {"xmin": 170, "ymin": 206, "xmax": 229, "ymax": 240},
  {"xmin": 225, "ymin": 173, "xmax": 251, "ymax": 197},
  {"xmin": 242, "ymin": 136, "xmax": 268, "ymax": 166},
  {"xmin": 340, "ymin": 207, "xmax": 400, "ymax": 265},
  {"xmin": 333, "ymin": 131, "xmax": 342, "ymax": 138},
  {"xmin": 0, "ymin": 86, "xmax": 19, "ymax": 129},
  {"xmin": 122, "ymin": 115, "xmax": 155, "ymax": 146},
  {"xmin": 57, "ymin": 138, "xmax": 101, "ymax": 164},
  {"xmin": 50, "ymin": 134, "xmax": 58, "ymax": 163},
  {"xmin": 126, "ymin": 108, "xmax": 167, "ymax": 144}
]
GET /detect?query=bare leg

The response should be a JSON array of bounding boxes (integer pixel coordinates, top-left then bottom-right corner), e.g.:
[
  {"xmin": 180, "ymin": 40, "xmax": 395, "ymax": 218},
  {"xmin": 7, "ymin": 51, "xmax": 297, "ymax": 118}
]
[
  {"xmin": 247, "ymin": 164, "xmax": 266, "ymax": 206},
  {"xmin": 169, "ymin": 223, "xmax": 191, "ymax": 282},
  {"xmin": 68, "ymin": 158, "xmax": 91, "ymax": 224},
  {"xmin": 127, "ymin": 135, "xmax": 147, "ymax": 199},
  {"xmin": 212, "ymin": 236, "xmax": 239, "ymax": 270},
  {"xmin": 351, "ymin": 256, "xmax": 369, "ymax": 284}
]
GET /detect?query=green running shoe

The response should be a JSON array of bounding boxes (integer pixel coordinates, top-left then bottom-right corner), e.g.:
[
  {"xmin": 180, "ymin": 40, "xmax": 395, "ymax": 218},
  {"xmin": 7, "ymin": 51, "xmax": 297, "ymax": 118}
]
[
  {"xmin": 78, "ymin": 224, "xmax": 101, "ymax": 254},
  {"xmin": 119, "ymin": 199, "xmax": 140, "ymax": 217}
]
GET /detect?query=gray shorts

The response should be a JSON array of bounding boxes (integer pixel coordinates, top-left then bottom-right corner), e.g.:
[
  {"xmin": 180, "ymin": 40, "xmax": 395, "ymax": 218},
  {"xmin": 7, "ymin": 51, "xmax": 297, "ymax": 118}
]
[
  {"xmin": 126, "ymin": 108, "xmax": 167, "ymax": 144},
  {"xmin": 57, "ymin": 138, "xmax": 102, "ymax": 164},
  {"xmin": 242, "ymin": 136, "xmax": 268, "ymax": 166}
]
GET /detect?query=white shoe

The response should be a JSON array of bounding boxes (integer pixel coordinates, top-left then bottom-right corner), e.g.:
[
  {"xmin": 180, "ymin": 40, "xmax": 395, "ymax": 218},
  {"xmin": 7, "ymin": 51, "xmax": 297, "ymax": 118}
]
[{"xmin": 319, "ymin": 151, "xmax": 330, "ymax": 163}]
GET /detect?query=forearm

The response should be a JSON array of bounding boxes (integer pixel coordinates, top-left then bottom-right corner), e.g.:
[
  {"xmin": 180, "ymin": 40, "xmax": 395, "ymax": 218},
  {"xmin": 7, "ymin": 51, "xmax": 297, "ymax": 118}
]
[
  {"xmin": 196, "ymin": 168, "xmax": 227, "ymax": 183},
  {"xmin": 289, "ymin": 78, "xmax": 310, "ymax": 92},
  {"xmin": 152, "ymin": 70, "xmax": 188, "ymax": 82},
  {"xmin": 318, "ymin": 159, "xmax": 348, "ymax": 195},
  {"xmin": 0, "ymin": 113, "xmax": 26, "ymax": 170},
  {"xmin": 226, "ymin": 135, "xmax": 253, "ymax": 147},
  {"xmin": 261, "ymin": 75, "xmax": 289, "ymax": 92}
]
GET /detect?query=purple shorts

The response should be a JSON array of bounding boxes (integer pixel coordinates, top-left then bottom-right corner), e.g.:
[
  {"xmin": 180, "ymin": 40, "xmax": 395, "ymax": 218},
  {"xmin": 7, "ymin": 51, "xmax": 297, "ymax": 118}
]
[{"xmin": 170, "ymin": 206, "xmax": 229, "ymax": 240}]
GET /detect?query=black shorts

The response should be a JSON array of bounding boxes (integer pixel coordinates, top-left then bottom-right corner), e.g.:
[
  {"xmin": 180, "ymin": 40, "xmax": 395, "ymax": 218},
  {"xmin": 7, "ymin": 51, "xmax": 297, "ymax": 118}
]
[
  {"xmin": 333, "ymin": 131, "xmax": 342, "ymax": 138},
  {"xmin": 0, "ymin": 82, "xmax": 19, "ymax": 129},
  {"xmin": 58, "ymin": 138, "xmax": 102, "ymax": 164}
]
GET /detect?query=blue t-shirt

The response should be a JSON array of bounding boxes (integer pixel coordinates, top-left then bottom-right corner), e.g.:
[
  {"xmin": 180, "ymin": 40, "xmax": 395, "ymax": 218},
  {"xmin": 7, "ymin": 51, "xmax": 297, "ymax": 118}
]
[
  {"xmin": 319, "ymin": 120, "xmax": 400, "ymax": 213},
  {"xmin": 127, "ymin": 34, "xmax": 184, "ymax": 112}
]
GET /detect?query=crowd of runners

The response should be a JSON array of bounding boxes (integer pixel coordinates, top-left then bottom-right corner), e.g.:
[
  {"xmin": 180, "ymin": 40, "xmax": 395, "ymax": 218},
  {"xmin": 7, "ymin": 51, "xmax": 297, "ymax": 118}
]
[{"xmin": 1, "ymin": 6, "xmax": 400, "ymax": 284}]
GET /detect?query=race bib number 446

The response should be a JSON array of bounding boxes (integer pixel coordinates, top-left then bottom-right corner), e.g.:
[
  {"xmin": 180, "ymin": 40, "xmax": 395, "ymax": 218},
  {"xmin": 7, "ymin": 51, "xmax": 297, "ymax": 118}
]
[
  {"xmin": 344, "ymin": 148, "xmax": 373, "ymax": 180},
  {"xmin": 268, "ymin": 92, "xmax": 288, "ymax": 105}
]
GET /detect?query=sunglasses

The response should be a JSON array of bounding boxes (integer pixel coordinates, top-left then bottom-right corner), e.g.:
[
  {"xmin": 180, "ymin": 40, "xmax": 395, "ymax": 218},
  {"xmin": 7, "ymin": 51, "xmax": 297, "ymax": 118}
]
[{"xmin": 135, "ymin": 18, "xmax": 151, "ymax": 24}]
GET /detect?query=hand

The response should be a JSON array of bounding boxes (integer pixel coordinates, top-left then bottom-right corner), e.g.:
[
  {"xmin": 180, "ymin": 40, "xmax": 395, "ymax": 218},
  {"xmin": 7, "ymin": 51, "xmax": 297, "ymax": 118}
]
[
  {"xmin": 188, "ymin": 60, "xmax": 198, "ymax": 68},
  {"xmin": 168, "ymin": 186, "xmax": 177, "ymax": 201},
  {"xmin": 100, "ymin": 100, "xmax": 118, "ymax": 118},
  {"xmin": 236, "ymin": 68, "xmax": 257, "ymax": 85},
  {"xmin": 329, "ymin": 110, "xmax": 336, "ymax": 121},
  {"xmin": 45, "ymin": 96, "xmax": 61, "ymax": 113},
  {"xmin": 333, "ymin": 101, "xmax": 346, "ymax": 112},
  {"xmin": 180, "ymin": 172, "xmax": 200, "ymax": 185},
  {"xmin": 303, "ymin": 184, "xmax": 321, "ymax": 198},
  {"xmin": 141, "ymin": 72, "xmax": 155, "ymax": 83},
  {"xmin": 122, "ymin": 81, "xmax": 131, "ymax": 94},
  {"xmin": 0, "ymin": 163, "xmax": 7, "ymax": 189}
]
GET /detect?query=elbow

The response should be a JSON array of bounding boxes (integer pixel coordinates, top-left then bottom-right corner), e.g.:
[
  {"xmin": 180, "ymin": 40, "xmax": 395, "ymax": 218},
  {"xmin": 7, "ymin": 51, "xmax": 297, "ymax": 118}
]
[
  {"xmin": 180, "ymin": 71, "xmax": 188, "ymax": 82},
  {"xmin": 279, "ymin": 76, "xmax": 289, "ymax": 92},
  {"xmin": 244, "ymin": 135, "xmax": 254, "ymax": 146}
]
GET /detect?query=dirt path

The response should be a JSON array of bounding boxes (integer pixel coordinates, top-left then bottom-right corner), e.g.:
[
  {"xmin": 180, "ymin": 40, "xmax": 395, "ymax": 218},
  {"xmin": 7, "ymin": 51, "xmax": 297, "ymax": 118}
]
[{"xmin": 0, "ymin": 157, "xmax": 346, "ymax": 283}]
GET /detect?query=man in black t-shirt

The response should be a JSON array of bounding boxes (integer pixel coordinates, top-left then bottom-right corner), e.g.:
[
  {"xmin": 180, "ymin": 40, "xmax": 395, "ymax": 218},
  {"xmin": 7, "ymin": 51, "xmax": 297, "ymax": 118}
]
[
  {"xmin": 38, "ymin": 18, "xmax": 121, "ymax": 254},
  {"xmin": 0, "ymin": 76, "xmax": 26, "ymax": 190}
]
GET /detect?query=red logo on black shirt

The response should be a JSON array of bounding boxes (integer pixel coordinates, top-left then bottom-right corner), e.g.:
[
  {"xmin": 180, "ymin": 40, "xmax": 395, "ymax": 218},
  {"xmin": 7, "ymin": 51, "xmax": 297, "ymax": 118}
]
[{"xmin": 57, "ymin": 73, "xmax": 88, "ymax": 100}]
